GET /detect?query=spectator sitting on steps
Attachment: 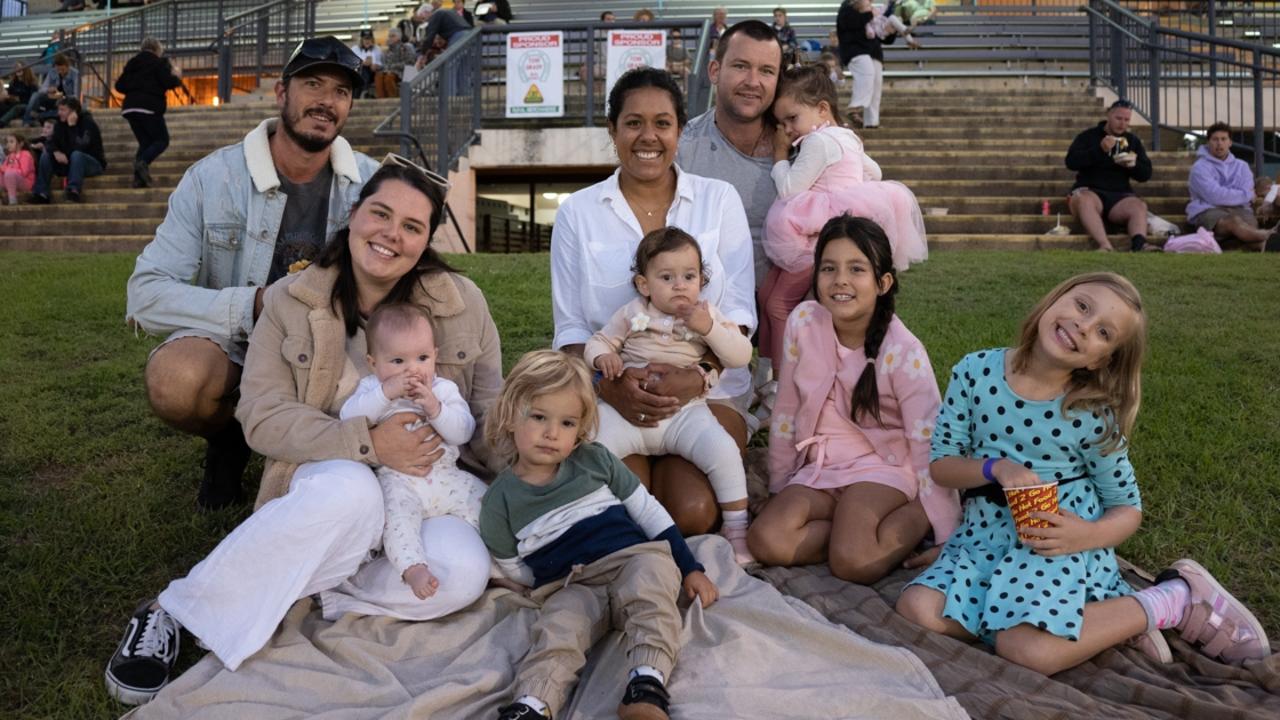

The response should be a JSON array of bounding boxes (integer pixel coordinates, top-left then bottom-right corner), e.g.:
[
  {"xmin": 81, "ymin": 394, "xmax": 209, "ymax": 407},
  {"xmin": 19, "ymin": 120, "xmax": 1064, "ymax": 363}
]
[
  {"xmin": 351, "ymin": 29, "xmax": 383, "ymax": 98},
  {"xmin": 2, "ymin": 131, "xmax": 36, "ymax": 205},
  {"xmin": 28, "ymin": 118, "xmax": 54, "ymax": 157},
  {"xmin": 2, "ymin": 63, "xmax": 41, "ymax": 127},
  {"xmin": 124, "ymin": 36, "xmax": 379, "ymax": 510},
  {"xmin": 30, "ymin": 97, "xmax": 105, "ymax": 204},
  {"xmin": 23, "ymin": 54, "xmax": 79, "ymax": 127},
  {"xmin": 1187, "ymin": 122, "xmax": 1280, "ymax": 252},
  {"xmin": 1065, "ymin": 99, "xmax": 1154, "ymax": 252},
  {"xmin": 378, "ymin": 28, "xmax": 417, "ymax": 98}
]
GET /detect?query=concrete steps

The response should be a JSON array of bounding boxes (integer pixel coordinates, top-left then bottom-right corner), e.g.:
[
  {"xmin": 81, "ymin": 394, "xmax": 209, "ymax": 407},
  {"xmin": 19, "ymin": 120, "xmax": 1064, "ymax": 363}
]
[{"xmin": 3, "ymin": 80, "xmax": 1201, "ymax": 254}]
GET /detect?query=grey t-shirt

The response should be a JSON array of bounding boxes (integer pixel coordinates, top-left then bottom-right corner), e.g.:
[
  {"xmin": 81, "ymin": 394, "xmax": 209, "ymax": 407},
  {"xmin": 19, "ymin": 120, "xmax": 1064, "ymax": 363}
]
[
  {"xmin": 269, "ymin": 163, "xmax": 334, "ymax": 283},
  {"xmin": 678, "ymin": 110, "xmax": 777, "ymax": 285}
]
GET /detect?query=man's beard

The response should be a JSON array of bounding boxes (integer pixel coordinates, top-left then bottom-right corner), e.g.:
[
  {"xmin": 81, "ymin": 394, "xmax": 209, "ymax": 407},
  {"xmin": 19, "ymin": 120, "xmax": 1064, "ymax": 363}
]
[{"xmin": 280, "ymin": 99, "xmax": 340, "ymax": 153}]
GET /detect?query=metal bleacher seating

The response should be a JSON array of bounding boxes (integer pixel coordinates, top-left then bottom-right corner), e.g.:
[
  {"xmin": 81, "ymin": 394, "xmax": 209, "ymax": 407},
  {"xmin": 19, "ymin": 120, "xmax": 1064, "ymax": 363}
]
[{"xmin": 0, "ymin": 0, "xmax": 418, "ymax": 75}]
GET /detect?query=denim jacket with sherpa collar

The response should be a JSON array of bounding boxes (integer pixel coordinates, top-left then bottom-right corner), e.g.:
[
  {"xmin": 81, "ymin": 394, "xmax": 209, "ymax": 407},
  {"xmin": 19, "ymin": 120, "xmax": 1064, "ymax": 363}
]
[{"xmin": 125, "ymin": 118, "xmax": 379, "ymax": 343}]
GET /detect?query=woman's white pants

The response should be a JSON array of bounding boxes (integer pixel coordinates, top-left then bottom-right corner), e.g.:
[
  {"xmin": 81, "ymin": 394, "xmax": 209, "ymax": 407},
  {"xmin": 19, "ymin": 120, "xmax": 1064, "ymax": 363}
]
[{"xmin": 158, "ymin": 459, "xmax": 489, "ymax": 670}]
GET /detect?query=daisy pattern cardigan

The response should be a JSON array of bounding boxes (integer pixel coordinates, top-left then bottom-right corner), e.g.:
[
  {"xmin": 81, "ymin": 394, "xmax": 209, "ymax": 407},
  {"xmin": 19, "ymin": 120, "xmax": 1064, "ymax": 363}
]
[{"xmin": 767, "ymin": 301, "xmax": 961, "ymax": 542}]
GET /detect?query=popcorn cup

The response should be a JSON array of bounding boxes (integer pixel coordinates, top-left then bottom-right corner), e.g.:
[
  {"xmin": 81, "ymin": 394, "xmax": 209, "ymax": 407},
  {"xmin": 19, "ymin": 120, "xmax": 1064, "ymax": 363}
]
[{"xmin": 1003, "ymin": 482, "xmax": 1059, "ymax": 541}]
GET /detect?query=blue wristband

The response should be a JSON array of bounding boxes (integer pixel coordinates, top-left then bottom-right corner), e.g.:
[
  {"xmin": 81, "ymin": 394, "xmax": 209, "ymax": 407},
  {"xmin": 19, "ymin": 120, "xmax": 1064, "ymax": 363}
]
[{"xmin": 982, "ymin": 458, "xmax": 1000, "ymax": 484}]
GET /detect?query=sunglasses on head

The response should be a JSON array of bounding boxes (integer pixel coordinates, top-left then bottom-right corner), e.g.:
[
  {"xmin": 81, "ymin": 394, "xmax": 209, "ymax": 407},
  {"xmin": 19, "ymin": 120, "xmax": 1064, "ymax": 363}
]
[
  {"xmin": 288, "ymin": 38, "xmax": 361, "ymax": 69},
  {"xmin": 381, "ymin": 153, "xmax": 452, "ymax": 190}
]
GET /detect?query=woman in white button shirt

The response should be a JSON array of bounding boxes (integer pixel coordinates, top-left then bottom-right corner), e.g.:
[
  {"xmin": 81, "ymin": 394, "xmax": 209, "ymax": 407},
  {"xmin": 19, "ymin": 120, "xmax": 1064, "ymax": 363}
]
[{"xmin": 551, "ymin": 67, "xmax": 757, "ymax": 535}]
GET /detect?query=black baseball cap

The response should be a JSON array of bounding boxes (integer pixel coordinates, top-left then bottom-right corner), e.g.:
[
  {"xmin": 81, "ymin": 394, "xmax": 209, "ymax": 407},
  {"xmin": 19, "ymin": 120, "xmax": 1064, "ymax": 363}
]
[{"xmin": 282, "ymin": 36, "xmax": 364, "ymax": 92}]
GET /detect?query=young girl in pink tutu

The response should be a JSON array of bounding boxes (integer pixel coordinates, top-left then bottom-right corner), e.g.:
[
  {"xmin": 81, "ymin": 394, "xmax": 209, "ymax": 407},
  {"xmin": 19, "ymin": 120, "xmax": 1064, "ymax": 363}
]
[{"xmin": 758, "ymin": 64, "xmax": 927, "ymax": 365}]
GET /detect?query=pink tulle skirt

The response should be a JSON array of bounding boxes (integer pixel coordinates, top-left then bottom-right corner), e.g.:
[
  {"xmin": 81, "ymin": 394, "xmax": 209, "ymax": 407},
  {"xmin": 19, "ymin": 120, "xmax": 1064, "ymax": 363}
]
[{"xmin": 763, "ymin": 182, "xmax": 928, "ymax": 274}]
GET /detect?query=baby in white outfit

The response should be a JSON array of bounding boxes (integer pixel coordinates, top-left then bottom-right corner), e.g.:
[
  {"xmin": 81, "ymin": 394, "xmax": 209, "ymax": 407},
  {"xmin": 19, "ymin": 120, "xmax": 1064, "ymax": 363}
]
[{"xmin": 339, "ymin": 302, "xmax": 488, "ymax": 601}]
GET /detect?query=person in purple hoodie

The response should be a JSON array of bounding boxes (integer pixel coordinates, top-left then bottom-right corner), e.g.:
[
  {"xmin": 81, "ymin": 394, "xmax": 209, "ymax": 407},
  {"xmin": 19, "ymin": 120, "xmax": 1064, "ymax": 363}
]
[{"xmin": 1187, "ymin": 122, "xmax": 1279, "ymax": 252}]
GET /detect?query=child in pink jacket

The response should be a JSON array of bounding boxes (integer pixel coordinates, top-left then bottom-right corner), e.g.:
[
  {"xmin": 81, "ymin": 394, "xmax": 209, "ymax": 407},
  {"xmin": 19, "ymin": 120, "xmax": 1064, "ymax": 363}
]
[
  {"xmin": 748, "ymin": 214, "xmax": 959, "ymax": 583},
  {"xmin": 2, "ymin": 132, "xmax": 36, "ymax": 204}
]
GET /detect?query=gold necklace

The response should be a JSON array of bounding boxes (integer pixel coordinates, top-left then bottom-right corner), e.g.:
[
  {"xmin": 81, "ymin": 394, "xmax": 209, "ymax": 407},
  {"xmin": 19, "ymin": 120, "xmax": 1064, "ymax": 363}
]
[{"xmin": 621, "ymin": 186, "xmax": 673, "ymax": 218}]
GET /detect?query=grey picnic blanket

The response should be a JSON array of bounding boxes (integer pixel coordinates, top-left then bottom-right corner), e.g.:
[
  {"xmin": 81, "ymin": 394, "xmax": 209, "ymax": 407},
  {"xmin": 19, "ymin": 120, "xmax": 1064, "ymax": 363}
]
[
  {"xmin": 736, "ymin": 446, "xmax": 1280, "ymax": 719},
  {"xmin": 755, "ymin": 562, "xmax": 1280, "ymax": 720},
  {"xmin": 124, "ymin": 535, "xmax": 968, "ymax": 719}
]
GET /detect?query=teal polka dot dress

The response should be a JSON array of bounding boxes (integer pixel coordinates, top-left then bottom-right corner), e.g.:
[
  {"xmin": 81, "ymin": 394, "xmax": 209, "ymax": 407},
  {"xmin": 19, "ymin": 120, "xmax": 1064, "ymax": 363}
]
[{"xmin": 909, "ymin": 349, "xmax": 1142, "ymax": 645}]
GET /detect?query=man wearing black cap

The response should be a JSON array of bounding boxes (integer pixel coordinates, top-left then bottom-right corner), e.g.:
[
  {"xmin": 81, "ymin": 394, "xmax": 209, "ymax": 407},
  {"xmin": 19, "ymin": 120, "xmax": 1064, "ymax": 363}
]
[{"xmin": 124, "ymin": 37, "xmax": 381, "ymax": 511}]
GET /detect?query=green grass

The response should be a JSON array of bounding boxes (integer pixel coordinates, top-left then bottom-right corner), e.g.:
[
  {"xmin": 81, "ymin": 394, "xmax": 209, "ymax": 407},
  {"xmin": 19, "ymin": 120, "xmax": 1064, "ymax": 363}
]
[{"xmin": 2, "ymin": 250, "xmax": 1278, "ymax": 718}]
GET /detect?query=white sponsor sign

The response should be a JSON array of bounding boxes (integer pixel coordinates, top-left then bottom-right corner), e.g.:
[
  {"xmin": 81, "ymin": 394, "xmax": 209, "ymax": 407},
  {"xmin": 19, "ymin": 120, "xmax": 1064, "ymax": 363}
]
[
  {"xmin": 506, "ymin": 31, "xmax": 564, "ymax": 118},
  {"xmin": 605, "ymin": 30, "xmax": 667, "ymax": 98}
]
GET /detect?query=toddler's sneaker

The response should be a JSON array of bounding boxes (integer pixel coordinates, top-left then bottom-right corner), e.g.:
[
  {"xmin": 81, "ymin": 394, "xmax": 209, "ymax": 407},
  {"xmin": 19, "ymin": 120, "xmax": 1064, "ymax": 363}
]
[
  {"xmin": 1160, "ymin": 559, "xmax": 1272, "ymax": 664},
  {"xmin": 617, "ymin": 674, "xmax": 671, "ymax": 720},
  {"xmin": 105, "ymin": 601, "xmax": 180, "ymax": 706},
  {"xmin": 1126, "ymin": 627, "xmax": 1173, "ymax": 664},
  {"xmin": 497, "ymin": 702, "xmax": 550, "ymax": 720},
  {"xmin": 721, "ymin": 524, "xmax": 756, "ymax": 566}
]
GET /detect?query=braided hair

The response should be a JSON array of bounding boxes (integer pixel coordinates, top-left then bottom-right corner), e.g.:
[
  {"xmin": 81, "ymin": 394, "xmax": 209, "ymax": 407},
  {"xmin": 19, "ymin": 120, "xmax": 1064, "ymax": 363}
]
[{"xmin": 810, "ymin": 214, "xmax": 898, "ymax": 427}]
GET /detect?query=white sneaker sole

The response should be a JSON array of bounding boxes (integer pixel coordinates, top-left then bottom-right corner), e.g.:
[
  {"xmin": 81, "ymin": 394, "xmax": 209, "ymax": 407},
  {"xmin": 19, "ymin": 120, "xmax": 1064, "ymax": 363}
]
[{"xmin": 104, "ymin": 669, "xmax": 163, "ymax": 706}]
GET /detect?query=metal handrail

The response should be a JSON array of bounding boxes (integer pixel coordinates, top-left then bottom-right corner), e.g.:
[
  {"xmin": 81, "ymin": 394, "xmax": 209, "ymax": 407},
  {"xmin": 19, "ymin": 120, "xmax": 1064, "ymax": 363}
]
[
  {"xmin": 61, "ymin": 0, "xmax": 266, "ymax": 107},
  {"xmin": 214, "ymin": 0, "xmax": 316, "ymax": 102},
  {"xmin": 373, "ymin": 19, "xmax": 717, "ymax": 191},
  {"xmin": 1086, "ymin": 0, "xmax": 1280, "ymax": 174},
  {"xmin": 223, "ymin": 0, "xmax": 291, "ymax": 27}
]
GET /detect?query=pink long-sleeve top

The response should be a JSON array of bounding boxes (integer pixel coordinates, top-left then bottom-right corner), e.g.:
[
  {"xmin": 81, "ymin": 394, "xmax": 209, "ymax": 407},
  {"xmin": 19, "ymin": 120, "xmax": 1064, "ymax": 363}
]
[
  {"xmin": 1, "ymin": 149, "xmax": 35, "ymax": 187},
  {"xmin": 767, "ymin": 301, "xmax": 961, "ymax": 542}
]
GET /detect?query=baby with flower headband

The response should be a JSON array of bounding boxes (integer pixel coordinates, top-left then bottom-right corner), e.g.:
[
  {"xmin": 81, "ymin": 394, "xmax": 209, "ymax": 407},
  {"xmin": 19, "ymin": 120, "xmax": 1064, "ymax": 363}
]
[{"xmin": 584, "ymin": 226, "xmax": 756, "ymax": 563}]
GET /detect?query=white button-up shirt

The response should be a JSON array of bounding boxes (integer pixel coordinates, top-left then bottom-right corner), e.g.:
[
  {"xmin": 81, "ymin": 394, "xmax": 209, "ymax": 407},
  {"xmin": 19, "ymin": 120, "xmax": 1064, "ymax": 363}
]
[{"xmin": 551, "ymin": 165, "xmax": 757, "ymax": 400}]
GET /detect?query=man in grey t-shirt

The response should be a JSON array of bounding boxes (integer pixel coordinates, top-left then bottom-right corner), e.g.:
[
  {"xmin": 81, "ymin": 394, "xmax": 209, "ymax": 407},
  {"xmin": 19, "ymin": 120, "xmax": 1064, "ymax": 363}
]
[{"xmin": 677, "ymin": 20, "xmax": 783, "ymax": 286}]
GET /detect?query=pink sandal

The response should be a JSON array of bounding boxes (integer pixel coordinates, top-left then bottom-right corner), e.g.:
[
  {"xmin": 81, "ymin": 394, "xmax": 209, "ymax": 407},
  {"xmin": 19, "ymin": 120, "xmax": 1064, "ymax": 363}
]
[{"xmin": 1159, "ymin": 559, "xmax": 1272, "ymax": 664}]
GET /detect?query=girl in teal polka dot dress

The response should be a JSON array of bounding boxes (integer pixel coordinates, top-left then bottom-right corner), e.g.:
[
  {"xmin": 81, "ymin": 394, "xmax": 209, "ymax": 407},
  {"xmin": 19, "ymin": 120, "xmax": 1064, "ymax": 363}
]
[{"xmin": 896, "ymin": 272, "xmax": 1271, "ymax": 674}]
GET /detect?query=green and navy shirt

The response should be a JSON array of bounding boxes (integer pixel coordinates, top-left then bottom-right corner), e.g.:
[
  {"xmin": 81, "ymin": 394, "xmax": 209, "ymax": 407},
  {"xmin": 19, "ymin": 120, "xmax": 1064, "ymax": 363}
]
[{"xmin": 479, "ymin": 442, "xmax": 703, "ymax": 588}]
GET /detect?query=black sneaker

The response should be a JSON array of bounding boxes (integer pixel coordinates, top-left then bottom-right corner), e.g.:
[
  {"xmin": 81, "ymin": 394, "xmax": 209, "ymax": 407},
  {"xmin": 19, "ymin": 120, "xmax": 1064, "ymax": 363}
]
[
  {"xmin": 497, "ymin": 701, "xmax": 550, "ymax": 720},
  {"xmin": 65, "ymin": 187, "xmax": 81, "ymax": 202},
  {"xmin": 29, "ymin": 193, "xmax": 50, "ymax": 205},
  {"xmin": 618, "ymin": 675, "xmax": 671, "ymax": 719},
  {"xmin": 105, "ymin": 602, "xmax": 180, "ymax": 706},
  {"xmin": 197, "ymin": 420, "xmax": 251, "ymax": 510}
]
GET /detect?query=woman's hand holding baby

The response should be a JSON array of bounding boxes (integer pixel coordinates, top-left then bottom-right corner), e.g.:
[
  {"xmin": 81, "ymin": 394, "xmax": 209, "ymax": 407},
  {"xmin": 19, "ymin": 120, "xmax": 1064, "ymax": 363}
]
[
  {"xmin": 598, "ymin": 368, "xmax": 681, "ymax": 427},
  {"xmin": 595, "ymin": 352, "xmax": 625, "ymax": 380},
  {"xmin": 371, "ymin": 417, "xmax": 442, "ymax": 477},
  {"xmin": 403, "ymin": 563, "xmax": 440, "ymax": 599},
  {"xmin": 683, "ymin": 570, "xmax": 719, "ymax": 608}
]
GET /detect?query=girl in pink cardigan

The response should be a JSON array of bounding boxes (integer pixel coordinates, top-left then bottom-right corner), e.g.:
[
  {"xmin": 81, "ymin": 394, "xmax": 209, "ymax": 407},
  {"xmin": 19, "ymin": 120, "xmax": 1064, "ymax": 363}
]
[
  {"xmin": 748, "ymin": 214, "xmax": 960, "ymax": 583},
  {"xmin": 2, "ymin": 132, "xmax": 36, "ymax": 205}
]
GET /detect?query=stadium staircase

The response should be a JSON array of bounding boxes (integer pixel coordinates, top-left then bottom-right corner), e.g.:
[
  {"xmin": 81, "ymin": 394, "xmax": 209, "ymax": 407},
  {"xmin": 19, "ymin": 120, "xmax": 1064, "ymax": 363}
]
[
  {"xmin": 0, "ymin": 2, "xmax": 1209, "ymax": 252},
  {"xmin": 0, "ymin": 98, "xmax": 399, "ymax": 251}
]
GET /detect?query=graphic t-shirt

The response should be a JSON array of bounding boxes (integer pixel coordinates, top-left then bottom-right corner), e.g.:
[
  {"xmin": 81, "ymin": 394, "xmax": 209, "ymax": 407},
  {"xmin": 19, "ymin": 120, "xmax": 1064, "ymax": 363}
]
[{"xmin": 269, "ymin": 163, "xmax": 333, "ymax": 282}]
